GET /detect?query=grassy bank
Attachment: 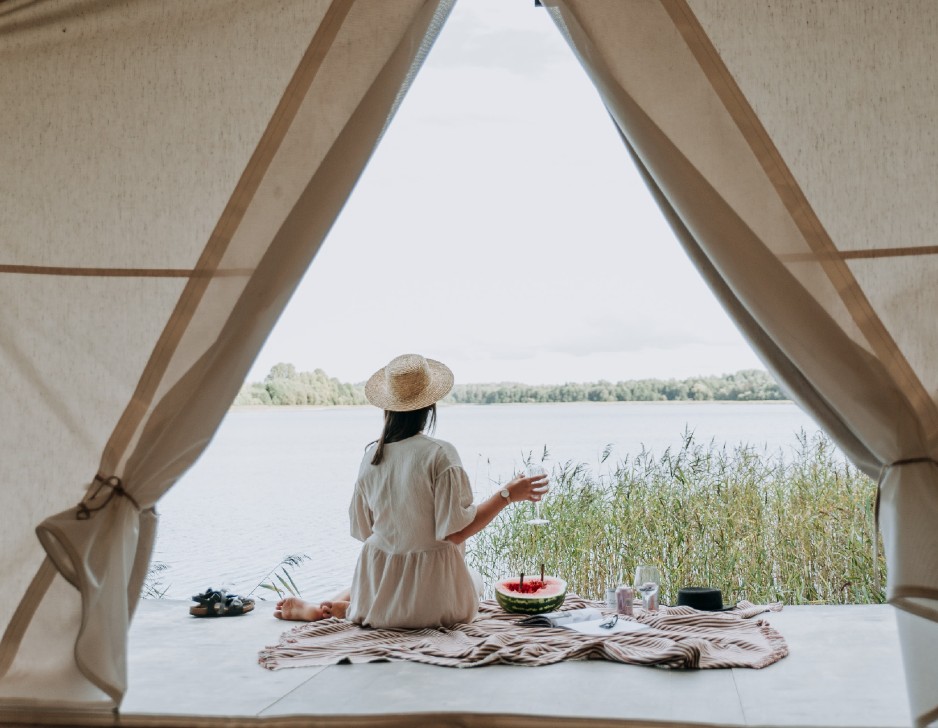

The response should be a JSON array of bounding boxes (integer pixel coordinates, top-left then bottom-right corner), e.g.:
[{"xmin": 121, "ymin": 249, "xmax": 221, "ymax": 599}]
[
  {"xmin": 467, "ymin": 432, "xmax": 884, "ymax": 606},
  {"xmin": 236, "ymin": 365, "xmax": 786, "ymax": 406}
]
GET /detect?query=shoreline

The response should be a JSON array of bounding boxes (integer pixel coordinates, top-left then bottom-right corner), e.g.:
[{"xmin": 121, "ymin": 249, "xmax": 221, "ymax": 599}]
[{"xmin": 229, "ymin": 399, "xmax": 795, "ymax": 412}]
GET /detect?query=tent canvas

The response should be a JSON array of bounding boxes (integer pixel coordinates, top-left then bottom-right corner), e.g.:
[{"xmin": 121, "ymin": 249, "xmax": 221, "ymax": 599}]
[{"xmin": 1, "ymin": 0, "xmax": 936, "ymax": 725}]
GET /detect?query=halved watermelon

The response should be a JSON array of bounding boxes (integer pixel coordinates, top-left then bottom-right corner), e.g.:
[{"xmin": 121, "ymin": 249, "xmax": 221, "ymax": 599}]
[{"xmin": 494, "ymin": 575, "xmax": 567, "ymax": 614}]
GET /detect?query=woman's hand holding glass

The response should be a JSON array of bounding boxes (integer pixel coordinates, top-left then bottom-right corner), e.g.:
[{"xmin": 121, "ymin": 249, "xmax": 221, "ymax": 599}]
[
  {"xmin": 507, "ymin": 465, "xmax": 549, "ymax": 525},
  {"xmin": 505, "ymin": 468, "xmax": 549, "ymax": 511}
]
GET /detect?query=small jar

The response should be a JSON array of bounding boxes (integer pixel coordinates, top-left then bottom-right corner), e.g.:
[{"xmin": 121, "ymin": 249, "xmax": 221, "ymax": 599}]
[
  {"xmin": 615, "ymin": 585, "xmax": 634, "ymax": 616},
  {"xmin": 605, "ymin": 587, "xmax": 617, "ymax": 610}
]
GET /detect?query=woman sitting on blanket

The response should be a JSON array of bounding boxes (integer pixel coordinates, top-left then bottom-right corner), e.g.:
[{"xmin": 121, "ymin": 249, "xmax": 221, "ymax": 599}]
[{"xmin": 274, "ymin": 353, "xmax": 547, "ymax": 629}]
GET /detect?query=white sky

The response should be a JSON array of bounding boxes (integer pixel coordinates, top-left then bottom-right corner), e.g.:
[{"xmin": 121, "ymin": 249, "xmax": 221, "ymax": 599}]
[{"xmin": 246, "ymin": 0, "xmax": 764, "ymax": 386}]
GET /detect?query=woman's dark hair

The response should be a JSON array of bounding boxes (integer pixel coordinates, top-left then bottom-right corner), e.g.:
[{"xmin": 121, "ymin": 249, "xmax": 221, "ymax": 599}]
[{"xmin": 369, "ymin": 404, "xmax": 437, "ymax": 465}]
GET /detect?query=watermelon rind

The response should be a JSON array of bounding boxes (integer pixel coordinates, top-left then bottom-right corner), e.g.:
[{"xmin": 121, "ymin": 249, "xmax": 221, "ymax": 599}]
[{"xmin": 494, "ymin": 576, "xmax": 567, "ymax": 614}]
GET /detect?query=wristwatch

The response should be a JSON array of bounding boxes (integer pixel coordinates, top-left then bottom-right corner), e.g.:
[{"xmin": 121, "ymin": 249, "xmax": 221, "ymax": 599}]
[{"xmin": 499, "ymin": 488, "xmax": 511, "ymax": 503}]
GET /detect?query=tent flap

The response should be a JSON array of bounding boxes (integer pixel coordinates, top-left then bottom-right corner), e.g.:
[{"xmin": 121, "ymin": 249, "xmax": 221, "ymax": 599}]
[
  {"xmin": 0, "ymin": 0, "xmax": 453, "ymax": 708},
  {"xmin": 546, "ymin": 0, "xmax": 938, "ymax": 723}
]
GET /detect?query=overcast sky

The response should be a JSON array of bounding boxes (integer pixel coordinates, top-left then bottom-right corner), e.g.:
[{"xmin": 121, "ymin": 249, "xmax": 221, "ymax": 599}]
[{"xmin": 246, "ymin": 0, "xmax": 764, "ymax": 385}]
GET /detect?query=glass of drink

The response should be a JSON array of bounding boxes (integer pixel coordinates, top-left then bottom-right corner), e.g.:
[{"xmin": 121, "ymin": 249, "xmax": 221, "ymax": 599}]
[
  {"xmin": 524, "ymin": 463, "xmax": 549, "ymax": 526},
  {"xmin": 634, "ymin": 564, "xmax": 661, "ymax": 611}
]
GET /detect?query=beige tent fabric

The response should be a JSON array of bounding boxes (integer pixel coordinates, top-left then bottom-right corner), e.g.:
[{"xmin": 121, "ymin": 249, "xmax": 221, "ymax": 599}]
[
  {"xmin": 0, "ymin": 0, "xmax": 452, "ymax": 710},
  {"xmin": 542, "ymin": 1, "xmax": 938, "ymax": 724},
  {"xmin": 3, "ymin": 0, "xmax": 935, "ymax": 720}
]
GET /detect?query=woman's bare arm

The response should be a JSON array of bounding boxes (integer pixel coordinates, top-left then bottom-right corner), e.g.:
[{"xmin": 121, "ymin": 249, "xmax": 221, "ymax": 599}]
[{"xmin": 445, "ymin": 472, "xmax": 547, "ymax": 545}]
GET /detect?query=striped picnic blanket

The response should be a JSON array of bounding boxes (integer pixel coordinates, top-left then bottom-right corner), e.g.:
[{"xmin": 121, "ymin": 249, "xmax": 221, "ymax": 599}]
[{"xmin": 258, "ymin": 596, "xmax": 787, "ymax": 671}]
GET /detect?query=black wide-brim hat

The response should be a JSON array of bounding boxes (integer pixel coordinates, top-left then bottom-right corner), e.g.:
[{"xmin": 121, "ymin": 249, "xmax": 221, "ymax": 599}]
[{"xmin": 676, "ymin": 587, "xmax": 736, "ymax": 612}]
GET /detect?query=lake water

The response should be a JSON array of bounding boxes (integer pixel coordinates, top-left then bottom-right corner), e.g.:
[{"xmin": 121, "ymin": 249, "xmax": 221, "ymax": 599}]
[{"xmin": 152, "ymin": 401, "xmax": 823, "ymax": 601}]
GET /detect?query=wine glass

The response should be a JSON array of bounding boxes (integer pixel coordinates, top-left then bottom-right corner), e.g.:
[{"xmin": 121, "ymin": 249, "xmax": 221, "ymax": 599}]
[
  {"xmin": 524, "ymin": 463, "xmax": 550, "ymax": 526},
  {"xmin": 634, "ymin": 564, "xmax": 661, "ymax": 611}
]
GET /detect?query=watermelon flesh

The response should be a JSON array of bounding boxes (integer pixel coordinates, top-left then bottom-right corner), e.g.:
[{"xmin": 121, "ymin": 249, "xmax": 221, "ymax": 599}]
[{"xmin": 494, "ymin": 575, "xmax": 567, "ymax": 614}]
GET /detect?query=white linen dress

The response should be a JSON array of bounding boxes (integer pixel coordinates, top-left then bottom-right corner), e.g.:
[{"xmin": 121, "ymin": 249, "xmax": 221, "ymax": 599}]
[{"xmin": 347, "ymin": 433, "xmax": 482, "ymax": 629}]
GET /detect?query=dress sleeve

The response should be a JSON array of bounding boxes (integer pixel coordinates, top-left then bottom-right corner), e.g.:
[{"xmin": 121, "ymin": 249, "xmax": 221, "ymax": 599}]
[
  {"xmin": 433, "ymin": 465, "xmax": 477, "ymax": 541},
  {"xmin": 349, "ymin": 483, "xmax": 373, "ymax": 542}
]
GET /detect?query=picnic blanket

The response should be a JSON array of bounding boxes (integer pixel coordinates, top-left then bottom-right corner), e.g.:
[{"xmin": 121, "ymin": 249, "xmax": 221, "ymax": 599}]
[{"xmin": 258, "ymin": 596, "xmax": 787, "ymax": 671}]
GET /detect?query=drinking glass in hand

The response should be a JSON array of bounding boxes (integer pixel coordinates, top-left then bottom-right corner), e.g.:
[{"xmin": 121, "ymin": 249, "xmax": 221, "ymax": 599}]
[
  {"xmin": 524, "ymin": 464, "xmax": 549, "ymax": 526},
  {"xmin": 634, "ymin": 564, "xmax": 661, "ymax": 611}
]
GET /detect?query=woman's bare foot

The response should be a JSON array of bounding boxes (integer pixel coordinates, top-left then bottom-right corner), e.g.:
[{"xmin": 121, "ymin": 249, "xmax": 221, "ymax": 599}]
[
  {"xmin": 274, "ymin": 597, "xmax": 325, "ymax": 622},
  {"xmin": 320, "ymin": 600, "xmax": 350, "ymax": 619}
]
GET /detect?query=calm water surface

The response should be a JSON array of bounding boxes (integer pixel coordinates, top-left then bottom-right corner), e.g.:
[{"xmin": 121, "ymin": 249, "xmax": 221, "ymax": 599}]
[{"xmin": 153, "ymin": 402, "xmax": 822, "ymax": 600}]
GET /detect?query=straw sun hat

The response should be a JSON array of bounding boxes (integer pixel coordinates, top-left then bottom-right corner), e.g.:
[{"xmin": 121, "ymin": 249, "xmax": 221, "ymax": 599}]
[{"xmin": 365, "ymin": 354, "xmax": 454, "ymax": 412}]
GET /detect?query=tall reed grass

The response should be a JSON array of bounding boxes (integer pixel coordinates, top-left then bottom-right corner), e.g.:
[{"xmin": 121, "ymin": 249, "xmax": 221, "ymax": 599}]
[{"xmin": 467, "ymin": 431, "xmax": 885, "ymax": 606}]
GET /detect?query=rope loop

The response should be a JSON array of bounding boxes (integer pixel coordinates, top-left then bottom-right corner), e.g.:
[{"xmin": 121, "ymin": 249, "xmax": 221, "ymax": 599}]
[
  {"xmin": 75, "ymin": 474, "xmax": 141, "ymax": 520},
  {"xmin": 874, "ymin": 457, "xmax": 938, "ymax": 527}
]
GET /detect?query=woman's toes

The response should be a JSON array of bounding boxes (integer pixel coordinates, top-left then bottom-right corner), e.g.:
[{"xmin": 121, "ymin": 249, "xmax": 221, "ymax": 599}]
[
  {"xmin": 273, "ymin": 596, "xmax": 296, "ymax": 620},
  {"xmin": 322, "ymin": 600, "xmax": 349, "ymax": 619}
]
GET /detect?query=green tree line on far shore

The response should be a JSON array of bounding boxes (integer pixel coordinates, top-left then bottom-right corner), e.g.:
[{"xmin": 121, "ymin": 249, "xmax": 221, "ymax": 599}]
[
  {"xmin": 235, "ymin": 364, "xmax": 788, "ymax": 406},
  {"xmin": 235, "ymin": 363, "xmax": 369, "ymax": 406}
]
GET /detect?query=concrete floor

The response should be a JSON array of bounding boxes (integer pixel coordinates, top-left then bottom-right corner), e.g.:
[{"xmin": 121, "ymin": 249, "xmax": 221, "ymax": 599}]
[{"xmin": 22, "ymin": 600, "xmax": 915, "ymax": 727}]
